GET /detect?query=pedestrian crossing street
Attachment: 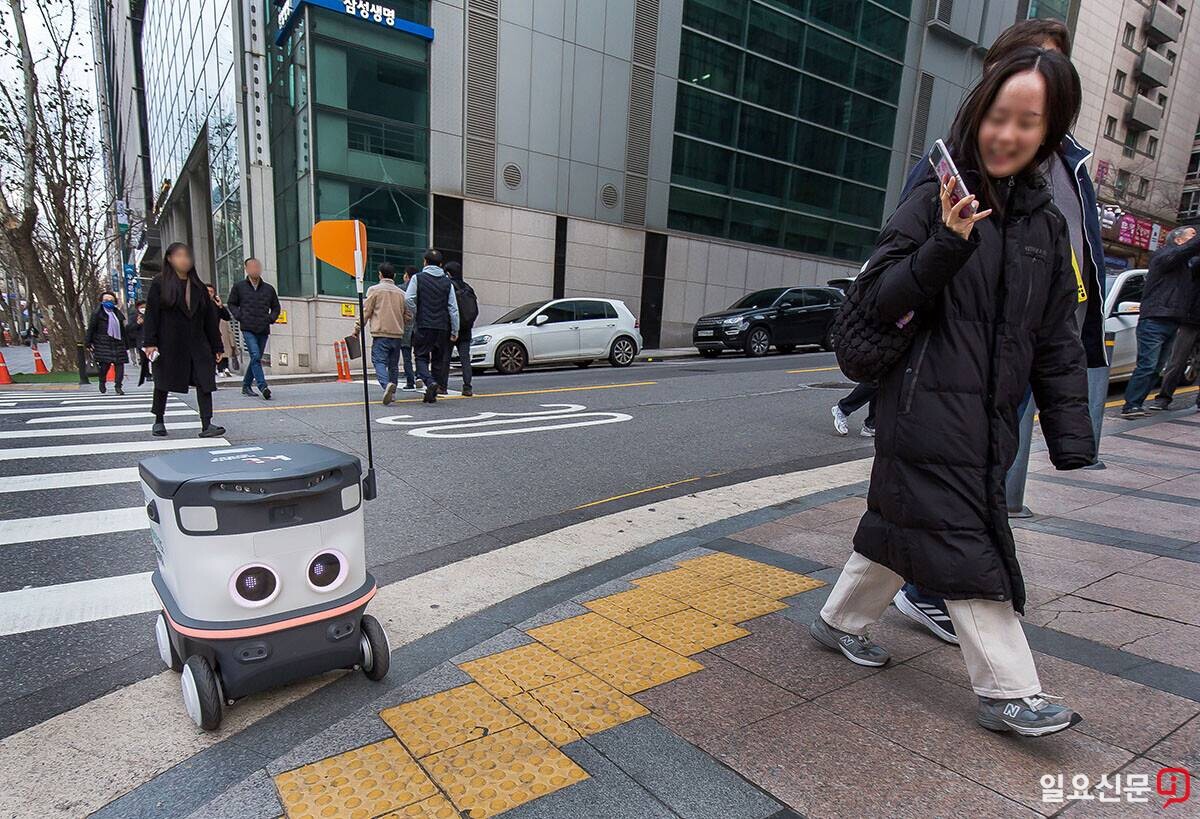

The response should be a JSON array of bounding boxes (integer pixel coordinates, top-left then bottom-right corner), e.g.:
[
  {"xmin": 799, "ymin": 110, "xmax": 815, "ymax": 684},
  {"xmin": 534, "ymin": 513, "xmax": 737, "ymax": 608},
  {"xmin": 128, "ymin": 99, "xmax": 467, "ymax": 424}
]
[{"xmin": 0, "ymin": 387, "xmax": 230, "ymax": 638}]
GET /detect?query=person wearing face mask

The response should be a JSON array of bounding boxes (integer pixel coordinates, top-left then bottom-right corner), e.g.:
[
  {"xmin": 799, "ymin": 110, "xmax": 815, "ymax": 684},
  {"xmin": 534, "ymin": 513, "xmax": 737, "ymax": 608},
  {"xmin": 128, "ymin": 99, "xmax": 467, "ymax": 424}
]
[
  {"xmin": 125, "ymin": 300, "xmax": 150, "ymax": 386},
  {"xmin": 143, "ymin": 242, "xmax": 226, "ymax": 438},
  {"xmin": 86, "ymin": 291, "xmax": 129, "ymax": 395},
  {"xmin": 810, "ymin": 48, "xmax": 1094, "ymax": 737}
]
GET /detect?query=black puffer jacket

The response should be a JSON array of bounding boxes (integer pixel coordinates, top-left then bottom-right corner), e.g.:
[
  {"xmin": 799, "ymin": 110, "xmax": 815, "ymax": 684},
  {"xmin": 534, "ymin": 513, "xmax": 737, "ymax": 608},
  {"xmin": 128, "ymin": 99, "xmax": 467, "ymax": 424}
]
[
  {"xmin": 227, "ymin": 278, "xmax": 281, "ymax": 335},
  {"xmin": 85, "ymin": 306, "xmax": 128, "ymax": 363},
  {"xmin": 1140, "ymin": 234, "xmax": 1200, "ymax": 322},
  {"xmin": 853, "ymin": 170, "xmax": 1095, "ymax": 614}
]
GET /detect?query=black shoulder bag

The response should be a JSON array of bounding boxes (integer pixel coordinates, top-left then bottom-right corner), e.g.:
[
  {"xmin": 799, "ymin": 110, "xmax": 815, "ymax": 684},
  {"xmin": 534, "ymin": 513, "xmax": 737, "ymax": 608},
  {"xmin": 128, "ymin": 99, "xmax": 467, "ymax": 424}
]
[{"xmin": 829, "ymin": 251, "xmax": 923, "ymax": 384}]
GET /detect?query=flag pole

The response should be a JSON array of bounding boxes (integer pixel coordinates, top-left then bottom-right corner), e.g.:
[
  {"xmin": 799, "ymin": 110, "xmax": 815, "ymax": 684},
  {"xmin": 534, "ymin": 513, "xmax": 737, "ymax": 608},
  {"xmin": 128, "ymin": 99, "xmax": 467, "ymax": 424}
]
[{"xmin": 353, "ymin": 222, "xmax": 377, "ymax": 501}]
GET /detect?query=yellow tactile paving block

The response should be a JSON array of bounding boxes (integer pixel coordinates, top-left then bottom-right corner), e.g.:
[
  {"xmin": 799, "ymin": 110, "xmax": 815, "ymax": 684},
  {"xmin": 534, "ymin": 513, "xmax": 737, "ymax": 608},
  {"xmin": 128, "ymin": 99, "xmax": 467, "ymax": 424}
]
[
  {"xmin": 274, "ymin": 738, "xmax": 437, "ymax": 819},
  {"xmin": 504, "ymin": 691, "xmax": 582, "ymax": 746},
  {"xmin": 380, "ymin": 683, "xmax": 523, "ymax": 759},
  {"xmin": 525, "ymin": 612, "xmax": 639, "ymax": 659},
  {"xmin": 378, "ymin": 794, "xmax": 460, "ymax": 818},
  {"xmin": 726, "ymin": 565, "xmax": 826, "ymax": 599},
  {"xmin": 629, "ymin": 568, "xmax": 728, "ymax": 600},
  {"xmin": 678, "ymin": 583, "xmax": 787, "ymax": 623},
  {"xmin": 583, "ymin": 587, "xmax": 690, "ymax": 626},
  {"xmin": 525, "ymin": 672, "xmax": 649, "ymax": 737},
  {"xmin": 633, "ymin": 607, "xmax": 750, "ymax": 655},
  {"xmin": 574, "ymin": 637, "xmax": 705, "ymax": 694},
  {"xmin": 676, "ymin": 552, "xmax": 766, "ymax": 578},
  {"xmin": 422, "ymin": 723, "xmax": 589, "ymax": 819},
  {"xmin": 458, "ymin": 642, "xmax": 585, "ymax": 699}
]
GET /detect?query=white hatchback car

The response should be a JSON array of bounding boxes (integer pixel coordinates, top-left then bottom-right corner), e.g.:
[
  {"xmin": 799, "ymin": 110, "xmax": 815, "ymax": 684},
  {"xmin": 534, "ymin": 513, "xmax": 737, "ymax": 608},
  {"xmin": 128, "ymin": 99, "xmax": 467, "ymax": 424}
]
[
  {"xmin": 464, "ymin": 297, "xmax": 643, "ymax": 374},
  {"xmin": 1104, "ymin": 268, "xmax": 1146, "ymax": 381}
]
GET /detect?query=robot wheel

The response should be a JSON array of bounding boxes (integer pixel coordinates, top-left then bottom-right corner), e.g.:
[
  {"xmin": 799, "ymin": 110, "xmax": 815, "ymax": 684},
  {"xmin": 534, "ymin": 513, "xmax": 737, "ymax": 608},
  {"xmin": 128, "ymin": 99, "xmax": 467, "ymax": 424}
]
[
  {"xmin": 181, "ymin": 655, "xmax": 224, "ymax": 730},
  {"xmin": 155, "ymin": 611, "xmax": 183, "ymax": 672},
  {"xmin": 359, "ymin": 614, "xmax": 391, "ymax": 682}
]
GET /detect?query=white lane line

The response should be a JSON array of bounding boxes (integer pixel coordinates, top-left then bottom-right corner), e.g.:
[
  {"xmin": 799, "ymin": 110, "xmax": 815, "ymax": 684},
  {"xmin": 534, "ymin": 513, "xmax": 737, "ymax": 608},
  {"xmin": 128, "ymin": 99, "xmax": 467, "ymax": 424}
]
[
  {"xmin": 0, "ymin": 395, "xmax": 158, "ymax": 403},
  {"xmin": 0, "ymin": 402, "xmax": 185, "ymax": 415},
  {"xmin": 27, "ymin": 410, "xmax": 196, "ymax": 424},
  {"xmin": 0, "ymin": 422, "xmax": 199, "ymax": 439},
  {"xmin": 0, "ymin": 437, "xmax": 228, "ymax": 461},
  {"xmin": 0, "ymin": 467, "xmax": 141, "ymax": 493},
  {"xmin": 0, "ymin": 572, "xmax": 156, "ymax": 637},
  {"xmin": 0, "ymin": 506, "xmax": 147, "ymax": 546}
]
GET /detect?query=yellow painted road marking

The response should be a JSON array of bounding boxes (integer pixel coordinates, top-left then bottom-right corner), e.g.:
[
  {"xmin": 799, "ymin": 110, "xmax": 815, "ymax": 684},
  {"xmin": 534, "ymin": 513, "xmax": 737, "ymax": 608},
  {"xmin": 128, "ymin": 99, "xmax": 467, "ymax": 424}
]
[
  {"xmin": 785, "ymin": 365, "xmax": 840, "ymax": 374},
  {"xmin": 214, "ymin": 380, "xmax": 657, "ymax": 414},
  {"xmin": 573, "ymin": 474, "xmax": 714, "ymax": 509}
]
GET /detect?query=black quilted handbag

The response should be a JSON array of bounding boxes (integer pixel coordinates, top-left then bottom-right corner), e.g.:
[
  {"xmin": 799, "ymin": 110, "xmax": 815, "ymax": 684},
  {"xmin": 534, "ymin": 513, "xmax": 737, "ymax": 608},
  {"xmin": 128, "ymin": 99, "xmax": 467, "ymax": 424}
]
[{"xmin": 830, "ymin": 256, "xmax": 923, "ymax": 383}]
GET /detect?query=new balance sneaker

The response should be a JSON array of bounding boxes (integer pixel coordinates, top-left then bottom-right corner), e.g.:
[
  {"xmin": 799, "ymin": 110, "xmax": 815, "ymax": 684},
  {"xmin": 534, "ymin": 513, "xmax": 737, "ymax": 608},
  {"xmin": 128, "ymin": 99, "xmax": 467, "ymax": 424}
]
[
  {"xmin": 808, "ymin": 616, "xmax": 891, "ymax": 667},
  {"xmin": 860, "ymin": 424, "xmax": 875, "ymax": 438},
  {"xmin": 893, "ymin": 586, "xmax": 958, "ymax": 645},
  {"xmin": 831, "ymin": 405, "xmax": 850, "ymax": 436},
  {"xmin": 382, "ymin": 383, "xmax": 397, "ymax": 406},
  {"xmin": 261, "ymin": 387, "xmax": 272, "ymax": 401},
  {"xmin": 976, "ymin": 694, "xmax": 1082, "ymax": 737}
]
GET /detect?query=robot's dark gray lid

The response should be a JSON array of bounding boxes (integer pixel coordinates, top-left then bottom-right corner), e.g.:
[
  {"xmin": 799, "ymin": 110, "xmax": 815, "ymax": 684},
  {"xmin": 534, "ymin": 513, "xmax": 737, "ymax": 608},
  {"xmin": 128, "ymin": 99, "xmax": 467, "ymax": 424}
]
[{"xmin": 139, "ymin": 443, "xmax": 362, "ymax": 497}]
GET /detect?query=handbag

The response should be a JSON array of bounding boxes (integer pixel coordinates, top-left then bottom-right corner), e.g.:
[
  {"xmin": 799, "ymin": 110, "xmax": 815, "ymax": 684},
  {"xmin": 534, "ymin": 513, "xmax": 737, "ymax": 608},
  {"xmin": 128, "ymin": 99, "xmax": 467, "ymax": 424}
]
[{"xmin": 830, "ymin": 252, "xmax": 923, "ymax": 383}]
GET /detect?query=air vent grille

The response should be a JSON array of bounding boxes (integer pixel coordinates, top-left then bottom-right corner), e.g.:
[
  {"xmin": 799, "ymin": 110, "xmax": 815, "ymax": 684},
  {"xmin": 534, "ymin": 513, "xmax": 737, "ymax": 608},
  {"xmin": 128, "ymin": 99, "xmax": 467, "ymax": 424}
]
[{"xmin": 464, "ymin": 1, "xmax": 499, "ymax": 199}]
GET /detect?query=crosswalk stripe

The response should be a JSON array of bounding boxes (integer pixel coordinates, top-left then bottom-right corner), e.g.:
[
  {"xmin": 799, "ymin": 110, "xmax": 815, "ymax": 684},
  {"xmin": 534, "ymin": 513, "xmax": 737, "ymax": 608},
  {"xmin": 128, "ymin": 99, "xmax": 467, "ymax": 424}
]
[
  {"xmin": 0, "ymin": 402, "xmax": 186, "ymax": 415},
  {"xmin": 0, "ymin": 437, "xmax": 228, "ymax": 461},
  {"xmin": 0, "ymin": 467, "xmax": 141, "ymax": 492},
  {"xmin": 0, "ymin": 506, "xmax": 147, "ymax": 545},
  {"xmin": 0, "ymin": 571, "xmax": 156, "ymax": 637},
  {"xmin": 27, "ymin": 410, "xmax": 196, "ymax": 424},
  {"xmin": 0, "ymin": 421, "xmax": 200, "ymax": 439},
  {"xmin": 0, "ymin": 394, "xmax": 158, "ymax": 403}
]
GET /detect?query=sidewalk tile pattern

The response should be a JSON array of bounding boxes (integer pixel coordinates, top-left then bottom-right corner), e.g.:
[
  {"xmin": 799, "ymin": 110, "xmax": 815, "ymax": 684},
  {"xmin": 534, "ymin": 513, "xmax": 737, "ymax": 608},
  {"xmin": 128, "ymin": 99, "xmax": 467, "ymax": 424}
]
[{"xmin": 272, "ymin": 556, "xmax": 824, "ymax": 818}]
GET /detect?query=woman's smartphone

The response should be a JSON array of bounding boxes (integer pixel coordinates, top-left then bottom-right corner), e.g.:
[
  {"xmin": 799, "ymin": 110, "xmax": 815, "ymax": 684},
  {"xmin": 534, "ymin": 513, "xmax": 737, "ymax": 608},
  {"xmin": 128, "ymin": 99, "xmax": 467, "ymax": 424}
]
[{"xmin": 928, "ymin": 139, "xmax": 978, "ymax": 219}]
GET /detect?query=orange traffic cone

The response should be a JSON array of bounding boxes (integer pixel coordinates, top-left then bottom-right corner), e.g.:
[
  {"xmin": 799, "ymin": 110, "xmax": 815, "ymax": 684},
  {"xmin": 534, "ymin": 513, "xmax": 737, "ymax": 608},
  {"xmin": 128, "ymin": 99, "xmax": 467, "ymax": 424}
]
[
  {"xmin": 0, "ymin": 351, "xmax": 11, "ymax": 385},
  {"xmin": 31, "ymin": 343, "xmax": 49, "ymax": 375},
  {"xmin": 335, "ymin": 340, "xmax": 352, "ymax": 383},
  {"xmin": 105, "ymin": 363, "xmax": 116, "ymax": 382}
]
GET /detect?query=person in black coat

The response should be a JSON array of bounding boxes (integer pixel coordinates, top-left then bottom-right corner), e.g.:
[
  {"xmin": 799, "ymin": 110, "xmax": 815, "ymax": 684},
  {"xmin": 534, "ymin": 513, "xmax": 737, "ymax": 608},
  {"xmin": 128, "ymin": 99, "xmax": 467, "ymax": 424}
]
[
  {"xmin": 85, "ymin": 291, "xmax": 128, "ymax": 395},
  {"xmin": 125, "ymin": 300, "xmax": 150, "ymax": 386},
  {"xmin": 811, "ymin": 48, "xmax": 1094, "ymax": 737},
  {"xmin": 143, "ymin": 242, "xmax": 226, "ymax": 438}
]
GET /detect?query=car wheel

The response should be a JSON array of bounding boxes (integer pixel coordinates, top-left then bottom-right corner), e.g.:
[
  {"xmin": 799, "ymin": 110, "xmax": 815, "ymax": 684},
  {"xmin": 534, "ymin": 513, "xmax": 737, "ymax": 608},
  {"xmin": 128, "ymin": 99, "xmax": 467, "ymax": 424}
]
[
  {"xmin": 776, "ymin": 344, "xmax": 796, "ymax": 354},
  {"xmin": 699, "ymin": 349, "xmax": 721, "ymax": 358},
  {"xmin": 744, "ymin": 327, "xmax": 771, "ymax": 357},
  {"xmin": 821, "ymin": 325, "xmax": 836, "ymax": 352},
  {"xmin": 495, "ymin": 341, "xmax": 527, "ymax": 374},
  {"xmin": 574, "ymin": 360, "xmax": 592, "ymax": 368},
  {"xmin": 609, "ymin": 336, "xmax": 636, "ymax": 367}
]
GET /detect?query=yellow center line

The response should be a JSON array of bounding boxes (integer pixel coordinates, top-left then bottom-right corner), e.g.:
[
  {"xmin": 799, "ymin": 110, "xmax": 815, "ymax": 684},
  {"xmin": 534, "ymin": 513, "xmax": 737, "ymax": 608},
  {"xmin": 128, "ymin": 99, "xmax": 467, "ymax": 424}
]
[
  {"xmin": 573, "ymin": 472, "xmax": 726, "ymax": 510},
  {"xmin": 785, "ymin": 366, "xmax": 841, "ymax": 375},
  {"xmin": 214, "ymin": 380, "xmax": 657, "ymax": 414}
]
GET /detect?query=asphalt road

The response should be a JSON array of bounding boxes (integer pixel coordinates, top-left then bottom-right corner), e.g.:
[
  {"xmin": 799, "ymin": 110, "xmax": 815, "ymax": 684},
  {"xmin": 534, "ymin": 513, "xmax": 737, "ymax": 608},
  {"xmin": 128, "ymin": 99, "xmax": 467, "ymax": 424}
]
[{"xmin": 0, "ymin": 347, "xmax": 877, "ymax": 737}]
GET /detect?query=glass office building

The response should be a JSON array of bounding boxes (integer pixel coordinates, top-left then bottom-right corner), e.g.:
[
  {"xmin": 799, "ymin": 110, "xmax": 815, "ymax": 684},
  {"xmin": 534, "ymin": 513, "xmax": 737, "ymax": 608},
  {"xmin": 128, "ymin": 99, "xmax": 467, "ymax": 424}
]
[{"xmin": 669, "ymin": 0, "xmax": 908, "ymax": 262}]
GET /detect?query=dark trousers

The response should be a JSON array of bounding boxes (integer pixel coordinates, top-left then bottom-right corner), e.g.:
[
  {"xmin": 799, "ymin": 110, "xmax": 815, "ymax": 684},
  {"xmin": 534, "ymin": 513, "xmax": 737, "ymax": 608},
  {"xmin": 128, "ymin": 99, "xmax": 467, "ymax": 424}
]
[
  {"xmin": 1155, "ymin": 324, "xmax": 1199, "ymax": 405},
  {"xmin": 455, "ymin": 336, "xmax": 473, "ymax": 388},
  {"xmin": 1124, "ymin": 318, "xmax": 1179, "ymax": 410},
  {"xmin": 401, "ymin": 344, "xmax": 415, "ymax": 387},
  {"xmin": 413, "ymin": 328, "xmax": 451, "ymax": 389},
  {"xmin": 153, "ymin": 388, "xmax": 213, "ymax": 428},
  {"xmin": 99, "ymin": 361, "xmax": 124, "ymax": 388},
  {"xmin": 838, "ymin": 382, "xmax": 877, "ymax": 427}
]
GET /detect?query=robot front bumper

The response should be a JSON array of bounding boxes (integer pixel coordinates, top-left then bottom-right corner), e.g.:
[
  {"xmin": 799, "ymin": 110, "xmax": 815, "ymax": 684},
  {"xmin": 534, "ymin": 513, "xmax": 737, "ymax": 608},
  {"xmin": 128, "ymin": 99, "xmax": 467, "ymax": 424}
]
[{"xmin": 154, "ymin": 571, "xmax": 378, "ymax": 701}]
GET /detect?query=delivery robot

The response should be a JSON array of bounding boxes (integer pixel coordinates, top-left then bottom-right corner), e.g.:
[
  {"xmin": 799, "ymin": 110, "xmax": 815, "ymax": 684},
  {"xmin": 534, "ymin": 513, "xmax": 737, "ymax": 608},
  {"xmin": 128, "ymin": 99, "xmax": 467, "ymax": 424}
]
[{"xmin": 141, "ymin": 443, "xmax": 389, "ymax": 730}]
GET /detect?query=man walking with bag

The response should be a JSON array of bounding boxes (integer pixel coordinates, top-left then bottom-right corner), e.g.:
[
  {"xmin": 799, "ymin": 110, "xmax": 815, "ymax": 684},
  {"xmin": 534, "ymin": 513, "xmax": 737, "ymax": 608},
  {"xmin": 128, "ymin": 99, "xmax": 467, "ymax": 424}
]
[
  {"xmin": 446, "ymin": 261, "xmax": 478, "ymax": 397},
  {"xmin": 362, "ymin": 262, "xmax": 409, "ymax": 405},
  {"xmin": 405, "ymin": 249, "xmax": 460, "ymax": 404}
]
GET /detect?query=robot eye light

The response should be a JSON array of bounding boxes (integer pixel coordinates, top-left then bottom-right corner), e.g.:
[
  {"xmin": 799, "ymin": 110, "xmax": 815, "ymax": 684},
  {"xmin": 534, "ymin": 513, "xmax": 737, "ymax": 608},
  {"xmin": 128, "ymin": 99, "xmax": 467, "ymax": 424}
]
[
  {"xmin": 306, "ymin": 550, "xmax": 349, "ymax": 593},
  {"xmin": 229, "ymin": 564, "xmax": 280, "ymax": 607}
]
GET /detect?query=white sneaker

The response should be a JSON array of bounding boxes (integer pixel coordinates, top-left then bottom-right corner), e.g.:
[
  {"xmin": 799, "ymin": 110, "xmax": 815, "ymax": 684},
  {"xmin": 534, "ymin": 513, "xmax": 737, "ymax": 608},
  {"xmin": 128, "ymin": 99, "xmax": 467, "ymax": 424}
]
[
  {"xmin": 860, "ymin": 425, "xmax": 876, "ymax": 438},
  {"xmin": 831, "ymin": 405, "xmax": 849, "ymax": 436}
]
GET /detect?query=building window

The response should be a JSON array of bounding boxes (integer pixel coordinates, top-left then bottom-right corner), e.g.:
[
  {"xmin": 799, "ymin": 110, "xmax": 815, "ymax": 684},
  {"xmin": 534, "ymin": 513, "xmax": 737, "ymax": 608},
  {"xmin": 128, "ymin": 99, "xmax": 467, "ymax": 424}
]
[
  {"xmin": 1113, "ymin": 70, "xmax": 1126, "ymax": 94},
  {"xmin": 1168, "ymin": 50, "xmax": 1177, "ymax": 73},
  {"xmin": 1158, "ymin": 93, "xmax": 1168, "ymax": 107},
  {"xmin": 1123, "ymin": 130, "xmax": 1140, "ymax": 158},
  {"xmin": 1105, "ymin": 116, "xmax": 1118, "ymax": 139},
  {"xmin": 1187, "ymin": 152, "xmax": 1200, "ymax": 181},
  {"xmin": 1181, "ymin": 190, "xmax": 1200, "ymax": 220},
  {"xmin": 1147, "ymin": 136, "xmax": 1158, "ymax": 157},
  {"xmin": 1122, "ymin": 23, "xmax": 1136, "ymax": 48},
  {"xmin": 1116, "ymin": 169, "xmax": 1131, "ymax": 193},
  {"xmin": 1136, "ymin": 177, "xmax": 1149, "ymax": 198}
]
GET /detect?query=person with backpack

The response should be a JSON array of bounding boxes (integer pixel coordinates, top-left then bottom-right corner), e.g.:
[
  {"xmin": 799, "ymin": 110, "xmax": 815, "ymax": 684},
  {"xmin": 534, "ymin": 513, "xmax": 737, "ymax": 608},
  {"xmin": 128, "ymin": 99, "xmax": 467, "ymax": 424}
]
[
  {"xmin": 445, "ymin": 261, "xmax": 478, "ymax": 397},
  {"xmin": 404, "ymin": 249, "xmax": 460, "ymax": 404}
]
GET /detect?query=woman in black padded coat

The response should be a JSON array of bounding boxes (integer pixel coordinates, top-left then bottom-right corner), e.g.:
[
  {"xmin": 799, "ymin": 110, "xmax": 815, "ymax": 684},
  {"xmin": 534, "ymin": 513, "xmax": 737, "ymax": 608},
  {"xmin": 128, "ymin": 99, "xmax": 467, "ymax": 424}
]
[{"xmin": 809, "ymin": 48, "xmax": 1095, "ymax": 737}]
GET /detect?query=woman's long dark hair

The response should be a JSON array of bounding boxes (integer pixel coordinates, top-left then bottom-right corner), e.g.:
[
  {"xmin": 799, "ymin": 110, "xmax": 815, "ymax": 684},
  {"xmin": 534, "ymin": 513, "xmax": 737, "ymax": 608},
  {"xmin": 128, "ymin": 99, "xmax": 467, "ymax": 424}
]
[
  {"xmin": 160, "ymin": 242, "xmax": 210, "ymax": 310},
  {"xmin": 947, "ymin": 47, "xmax": 1081, "ymax": 216}
]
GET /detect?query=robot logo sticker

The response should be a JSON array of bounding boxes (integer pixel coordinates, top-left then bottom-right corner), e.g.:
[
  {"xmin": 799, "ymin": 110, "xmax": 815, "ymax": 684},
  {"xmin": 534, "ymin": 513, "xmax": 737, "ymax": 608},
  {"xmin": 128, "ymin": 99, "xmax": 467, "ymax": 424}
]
[
  {"xmin": 210, "ymin": 454, "xmax": 294, "ymax": 464},
  {"xmin": 377, "ymin": 403, "xmax": 632, "ymax": 438}
]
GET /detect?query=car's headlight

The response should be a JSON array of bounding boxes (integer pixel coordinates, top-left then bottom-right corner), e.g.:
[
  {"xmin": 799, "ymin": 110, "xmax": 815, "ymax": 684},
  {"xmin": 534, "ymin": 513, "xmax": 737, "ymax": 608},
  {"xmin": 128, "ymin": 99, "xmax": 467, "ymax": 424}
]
[
  {"xmin": 471, "ymin": 334, "xmax": 492, "ymax": 346},
  {"xmin": 722, "ymin": 316, "xmax": 742, "ymax": 324}
]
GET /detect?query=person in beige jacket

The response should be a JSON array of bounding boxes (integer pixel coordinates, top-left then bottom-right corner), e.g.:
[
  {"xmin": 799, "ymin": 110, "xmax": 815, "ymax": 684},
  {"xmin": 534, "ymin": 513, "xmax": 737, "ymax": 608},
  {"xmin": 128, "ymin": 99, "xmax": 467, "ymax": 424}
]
[{"xmin": 362, "ymin": 263, "xmax": 410, "ymax": 405}]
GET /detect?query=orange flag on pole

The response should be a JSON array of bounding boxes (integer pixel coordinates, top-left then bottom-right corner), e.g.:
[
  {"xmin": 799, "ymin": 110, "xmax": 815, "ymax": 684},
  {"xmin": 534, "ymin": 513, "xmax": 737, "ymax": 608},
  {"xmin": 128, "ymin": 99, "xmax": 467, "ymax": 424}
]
[{"xmin": 312, "ymin": 220, "xmax": 367, "ymax": 293}]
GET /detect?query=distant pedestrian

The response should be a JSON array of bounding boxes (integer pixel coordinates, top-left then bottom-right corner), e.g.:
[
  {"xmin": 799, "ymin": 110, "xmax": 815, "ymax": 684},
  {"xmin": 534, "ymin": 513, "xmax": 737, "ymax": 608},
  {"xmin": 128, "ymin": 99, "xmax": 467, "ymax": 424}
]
[
  {"xmin": 1150, "ymin": 232, "xmax": 1200, "ymax": 413},
  {"xmin": 227, "ymin": 257, "xmax": 280, "ymax": 400},
  {"xmin": 126, "ymin": 299, "xmax": 150, "ymax": 386},
  {"xmin": 143, "ymin": 242, "xmax": 226, "ymax": 438},
  {"xmin": 812, "ymin": 48, "xmax": 1093, "ymax": 737},
  {"xmin": 400, "ymin": 266, "xmax": 418, "ymax": 391},
  {"xmin": 446, "ymin": 261, "xmax": 479, "ymax": 397},
  {"xmin": 362, "ymin": 262, "xmax": 409, "ymax": 405},
  {"xmin": 404, "ymin": 249, "xmax": 460, "ymax": 404},
  {"xmin": 1125, "ymin": 226, "xmax": 1200, "ymax": 417},
  {"xmin": 831, "ymin": 382, "xmax": 876, "ymax": 437},
  {"xmin": 86, "ymin": 291, "xmax": 128, "ymax": 395},
  {"xmin": 207, "ymin": 284, "xmax": 235, "ymax": 378}
]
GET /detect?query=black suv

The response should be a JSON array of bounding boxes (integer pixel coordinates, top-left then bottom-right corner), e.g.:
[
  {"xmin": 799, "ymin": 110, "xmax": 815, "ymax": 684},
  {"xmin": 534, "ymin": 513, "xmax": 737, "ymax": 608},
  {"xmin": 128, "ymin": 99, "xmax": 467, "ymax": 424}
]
[{"xmin": 692, "ymin": 286, "xmax": 844, "ymax": 357}]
